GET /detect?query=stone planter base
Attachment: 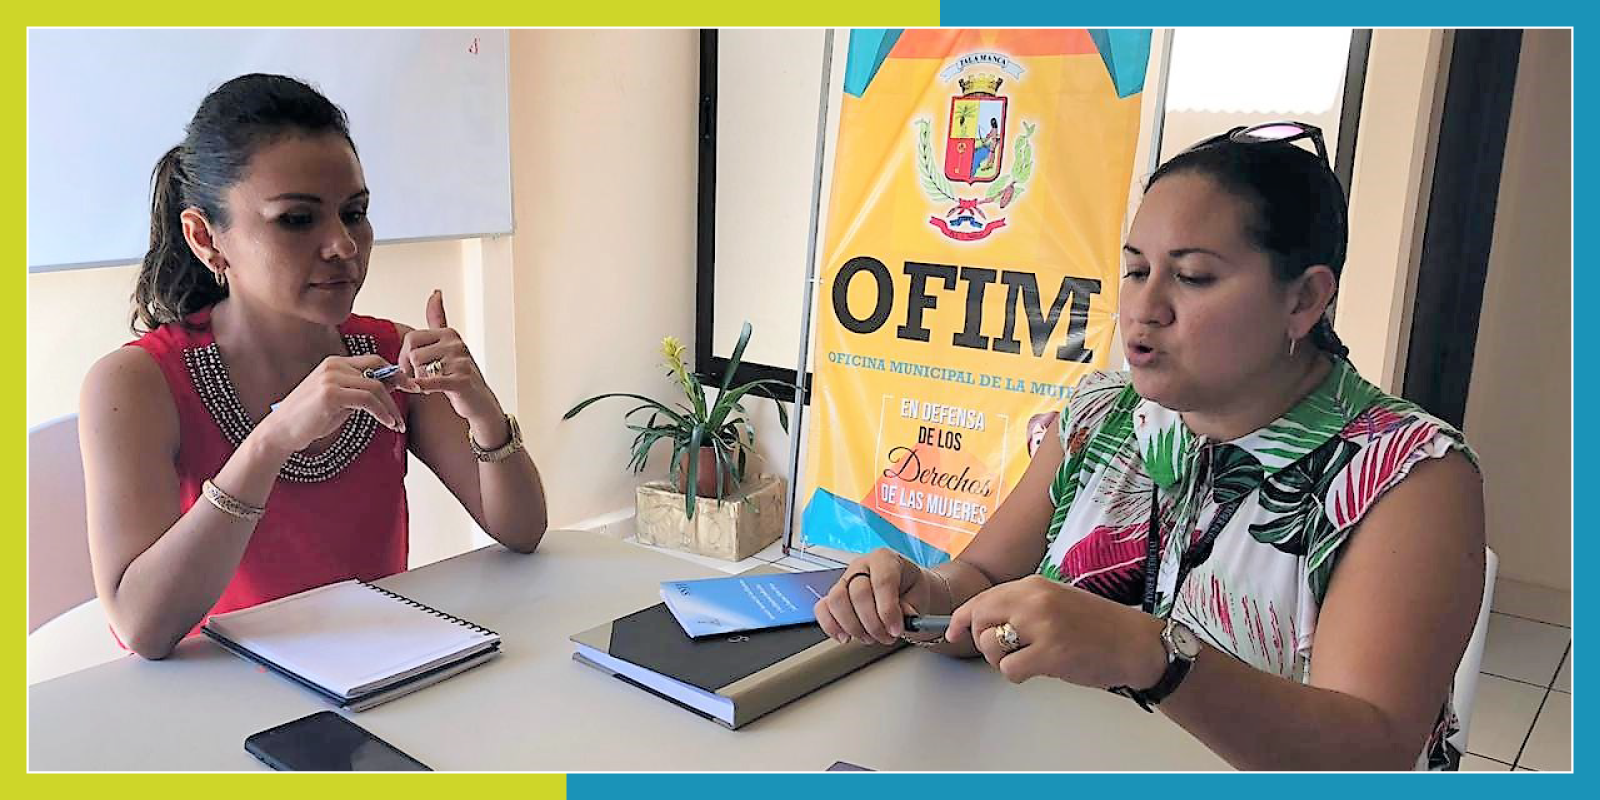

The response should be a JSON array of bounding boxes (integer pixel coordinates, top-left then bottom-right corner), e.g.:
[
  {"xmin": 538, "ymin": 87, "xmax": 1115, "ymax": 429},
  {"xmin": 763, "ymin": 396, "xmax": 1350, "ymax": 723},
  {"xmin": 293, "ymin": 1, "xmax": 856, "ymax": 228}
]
[{"xmin": 635, "ymin": 473, "xmax": 785, "ymax": 562}]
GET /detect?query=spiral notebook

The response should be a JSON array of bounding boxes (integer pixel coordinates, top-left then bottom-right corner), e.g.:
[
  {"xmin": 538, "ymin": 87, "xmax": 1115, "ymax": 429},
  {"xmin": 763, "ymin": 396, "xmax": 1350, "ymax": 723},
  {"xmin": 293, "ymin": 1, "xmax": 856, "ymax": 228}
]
[{"xmin": 202, "ymin": 579, "xmax": 501, "ymax": 711}]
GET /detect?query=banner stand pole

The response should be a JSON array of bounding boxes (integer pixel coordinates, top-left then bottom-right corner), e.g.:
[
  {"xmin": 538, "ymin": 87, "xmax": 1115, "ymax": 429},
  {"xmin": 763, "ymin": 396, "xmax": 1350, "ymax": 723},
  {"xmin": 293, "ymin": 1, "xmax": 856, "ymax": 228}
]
[
  {"xmin": 1147, "ymin": 29, "xmax": 1174, "ymax": 178},
  {"xmin": 781, "ymin": 28, "xmax": 836, "ymax": 559}
]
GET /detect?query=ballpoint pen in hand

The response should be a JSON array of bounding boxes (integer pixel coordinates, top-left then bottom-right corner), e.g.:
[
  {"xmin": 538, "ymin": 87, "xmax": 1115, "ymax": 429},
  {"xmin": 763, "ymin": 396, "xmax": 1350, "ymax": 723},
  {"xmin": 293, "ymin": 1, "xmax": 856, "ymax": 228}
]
[
  {"xmin": 271, "ymin": 363, "xmax": 405, "ymax": 412},
  {"xmin": 903, "ymin": 615, "xmax": 953, "ymax": 635}
]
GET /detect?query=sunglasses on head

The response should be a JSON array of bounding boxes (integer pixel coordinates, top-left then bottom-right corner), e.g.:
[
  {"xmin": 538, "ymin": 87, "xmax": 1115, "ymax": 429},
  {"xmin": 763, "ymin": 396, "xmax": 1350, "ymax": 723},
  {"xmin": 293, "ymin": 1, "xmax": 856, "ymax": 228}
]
[
  {"xmin": 1186, "ymin": 121, "xmax": 1330, "ymax": 164},
  {"xmin": 1180, "ymin": 120, "xmax": 1347, "ymax": 267}
]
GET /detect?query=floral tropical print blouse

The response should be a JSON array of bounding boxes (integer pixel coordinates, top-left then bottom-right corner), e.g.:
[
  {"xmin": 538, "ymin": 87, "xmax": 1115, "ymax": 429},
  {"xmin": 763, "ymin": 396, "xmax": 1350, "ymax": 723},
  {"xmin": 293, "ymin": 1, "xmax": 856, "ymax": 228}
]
[{"xmin": 1038, "ymin": 359, "xmax": 1479, "ymax": 769}]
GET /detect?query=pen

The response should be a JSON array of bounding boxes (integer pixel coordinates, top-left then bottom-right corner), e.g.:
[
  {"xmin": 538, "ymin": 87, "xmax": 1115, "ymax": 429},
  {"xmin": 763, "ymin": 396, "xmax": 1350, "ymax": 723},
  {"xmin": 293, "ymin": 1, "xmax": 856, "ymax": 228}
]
[
  {"xmin": 271, "ymin": 363, "xmax": 403, "ymax": 411},
  {"xmin": 364, "ymin": 364, "xmax": 402, "ymax": 383},
  {"xmin": 903, "ymin": 614, "xmax": 953, "ymax": 634}
]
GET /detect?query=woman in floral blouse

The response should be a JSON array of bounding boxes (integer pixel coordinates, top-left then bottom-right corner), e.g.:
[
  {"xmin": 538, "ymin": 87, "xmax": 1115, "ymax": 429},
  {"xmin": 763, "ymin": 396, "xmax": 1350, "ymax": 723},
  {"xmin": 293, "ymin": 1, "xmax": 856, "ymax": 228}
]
[{"xmin": 815, "ymin": 124, "xmax": 1484, "ymax": 771}]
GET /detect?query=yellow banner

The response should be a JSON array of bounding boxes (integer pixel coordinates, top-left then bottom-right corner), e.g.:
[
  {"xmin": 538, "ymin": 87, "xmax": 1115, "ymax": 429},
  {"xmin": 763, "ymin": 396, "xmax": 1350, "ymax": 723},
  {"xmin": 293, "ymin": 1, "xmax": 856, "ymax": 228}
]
[{"xmin": 799, "ymin": 29, "xmax": 1143, "ymax": 564}]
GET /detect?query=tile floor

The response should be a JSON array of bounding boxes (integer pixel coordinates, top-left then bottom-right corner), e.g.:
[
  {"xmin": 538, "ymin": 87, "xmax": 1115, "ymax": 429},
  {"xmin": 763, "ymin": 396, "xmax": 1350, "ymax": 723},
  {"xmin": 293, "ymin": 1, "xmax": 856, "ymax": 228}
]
[{"xmin": 1462, "ymin": 577, "xmax": 1572, "ymax": 771}]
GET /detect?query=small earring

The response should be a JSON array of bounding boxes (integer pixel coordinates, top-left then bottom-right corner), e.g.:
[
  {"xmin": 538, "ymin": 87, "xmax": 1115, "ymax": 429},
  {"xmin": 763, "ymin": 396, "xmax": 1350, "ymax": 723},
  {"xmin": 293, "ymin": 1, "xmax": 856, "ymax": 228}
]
[
  {"xmin": 212, "ymin": 268, "xmax": 227, "ymax": 288},
  {"xmin": 1288, "ymin": 335, "xmax": 1298, "ymax": 358}
]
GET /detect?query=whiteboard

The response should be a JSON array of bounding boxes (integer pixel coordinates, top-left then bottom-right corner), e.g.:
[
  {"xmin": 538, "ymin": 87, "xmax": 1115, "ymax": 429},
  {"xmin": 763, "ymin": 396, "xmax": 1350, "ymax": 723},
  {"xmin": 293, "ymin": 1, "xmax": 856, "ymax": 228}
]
[{"xmin": 27, "ymin": 29, "xmax": 512, "ymax": 272}]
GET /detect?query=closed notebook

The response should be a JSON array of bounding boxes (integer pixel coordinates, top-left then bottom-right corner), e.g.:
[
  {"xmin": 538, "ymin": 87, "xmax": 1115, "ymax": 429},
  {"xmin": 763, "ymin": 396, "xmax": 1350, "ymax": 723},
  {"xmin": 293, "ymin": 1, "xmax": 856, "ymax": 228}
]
[
  {"xmin": 203, "ymin": 579, "xmax": 500, "ymax": 711},
  {"xmin": 571, "ymin": 567, "xmax": 898, "ymax": 729}
]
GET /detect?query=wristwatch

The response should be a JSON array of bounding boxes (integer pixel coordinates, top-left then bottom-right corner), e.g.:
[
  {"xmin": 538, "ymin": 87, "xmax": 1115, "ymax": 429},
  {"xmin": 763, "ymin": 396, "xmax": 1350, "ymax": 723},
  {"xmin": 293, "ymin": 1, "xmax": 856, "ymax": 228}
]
[
  {"xmin": 1111, "ymin": 618, "xmax": 1202, "ymax": 712},
  {"xmin": 468, "ymin": 413, "xmax": 523, "ymax": 462}
]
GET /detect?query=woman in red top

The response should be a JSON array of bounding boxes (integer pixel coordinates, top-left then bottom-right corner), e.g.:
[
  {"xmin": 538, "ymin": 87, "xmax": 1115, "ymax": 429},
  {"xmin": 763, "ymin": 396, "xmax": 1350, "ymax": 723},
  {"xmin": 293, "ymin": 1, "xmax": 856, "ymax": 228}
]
[{"xmin": 79, "ymin": 74, "xmax": 548, "ymax": 659}]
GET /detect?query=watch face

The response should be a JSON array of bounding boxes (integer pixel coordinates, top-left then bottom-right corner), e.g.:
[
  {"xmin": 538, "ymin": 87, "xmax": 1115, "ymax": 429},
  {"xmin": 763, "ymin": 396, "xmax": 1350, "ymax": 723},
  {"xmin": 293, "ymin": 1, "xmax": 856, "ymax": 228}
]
[{"xmin": 1170, "ymin": 623, "xmax": 1203, "ymax": 659}]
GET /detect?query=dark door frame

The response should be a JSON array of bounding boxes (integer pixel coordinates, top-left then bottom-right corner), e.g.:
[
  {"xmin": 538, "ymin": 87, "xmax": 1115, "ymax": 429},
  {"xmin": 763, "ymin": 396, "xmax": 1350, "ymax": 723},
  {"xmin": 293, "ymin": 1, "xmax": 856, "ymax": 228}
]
[{"xmin": 1401, "ymin": 30, "xmax": 1524, "ymax": 430}]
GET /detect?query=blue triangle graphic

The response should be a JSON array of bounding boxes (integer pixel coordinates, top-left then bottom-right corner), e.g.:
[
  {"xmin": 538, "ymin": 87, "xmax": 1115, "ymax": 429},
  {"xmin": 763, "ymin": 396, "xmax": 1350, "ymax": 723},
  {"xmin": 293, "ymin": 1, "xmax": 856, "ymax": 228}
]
[{"xmin": 843, "ymin": 29, "xmax": 904, "ymax": 99}]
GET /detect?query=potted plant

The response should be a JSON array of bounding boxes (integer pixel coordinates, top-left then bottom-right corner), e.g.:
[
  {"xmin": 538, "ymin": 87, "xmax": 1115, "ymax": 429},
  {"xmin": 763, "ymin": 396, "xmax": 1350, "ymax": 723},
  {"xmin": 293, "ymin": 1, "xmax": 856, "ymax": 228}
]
[{"xmin": 563, "ymin": 322, "xmax": 799, "ymax": 520}]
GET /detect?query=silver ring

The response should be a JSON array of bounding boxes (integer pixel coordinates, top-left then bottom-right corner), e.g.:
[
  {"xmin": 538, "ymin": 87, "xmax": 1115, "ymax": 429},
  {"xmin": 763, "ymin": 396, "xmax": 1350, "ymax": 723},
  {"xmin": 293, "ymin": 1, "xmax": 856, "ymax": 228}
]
[
  {"xmin": 993, "ymin": 622, "xmax": 1023, "ymax": 653},
  {"xmin": 421, "ymin": 359, "xmax": 446, "ymax": 377}
]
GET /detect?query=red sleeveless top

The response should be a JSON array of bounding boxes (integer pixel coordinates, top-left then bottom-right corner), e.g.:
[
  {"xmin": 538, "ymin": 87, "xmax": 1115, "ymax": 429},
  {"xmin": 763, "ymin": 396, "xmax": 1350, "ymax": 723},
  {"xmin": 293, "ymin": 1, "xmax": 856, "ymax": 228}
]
[{"xmin": 126, "ymin": 307, "xmax": 410, "ymax": 635}]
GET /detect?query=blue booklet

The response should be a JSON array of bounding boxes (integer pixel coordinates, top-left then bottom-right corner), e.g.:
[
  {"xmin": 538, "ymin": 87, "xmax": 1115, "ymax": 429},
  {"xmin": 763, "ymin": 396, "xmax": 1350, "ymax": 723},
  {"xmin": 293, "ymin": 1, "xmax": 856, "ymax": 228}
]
[{"xmin": 661, "ymin": 568, "xmax": 846, "ymax": 638}]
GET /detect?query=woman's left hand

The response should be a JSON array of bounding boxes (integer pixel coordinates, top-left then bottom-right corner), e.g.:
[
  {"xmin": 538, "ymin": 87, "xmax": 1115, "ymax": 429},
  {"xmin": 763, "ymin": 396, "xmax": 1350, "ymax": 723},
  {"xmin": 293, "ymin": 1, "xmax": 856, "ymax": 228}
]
[
  {"xmin": 947, "ymin": 574, "xmax": 1169, "ymax": 689},
  {"xmin": 399, "ymin": 290, "xmax": 502, "ymax": 424}
]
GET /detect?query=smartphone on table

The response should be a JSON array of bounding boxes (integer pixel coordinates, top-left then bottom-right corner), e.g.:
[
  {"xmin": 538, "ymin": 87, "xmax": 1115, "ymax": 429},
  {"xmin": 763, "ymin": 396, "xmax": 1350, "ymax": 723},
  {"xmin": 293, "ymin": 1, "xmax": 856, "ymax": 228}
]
[{"xmin": 244, "ymin": 710, "xmax": 431, "ymax": 771}]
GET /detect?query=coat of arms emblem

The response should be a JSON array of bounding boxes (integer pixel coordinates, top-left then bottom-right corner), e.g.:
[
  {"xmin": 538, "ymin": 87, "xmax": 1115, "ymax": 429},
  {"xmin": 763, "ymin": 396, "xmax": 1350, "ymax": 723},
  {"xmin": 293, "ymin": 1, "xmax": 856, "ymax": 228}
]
[{"xmin": 915, "ymin": 66, "xmax": 1036, "ymax": 242}]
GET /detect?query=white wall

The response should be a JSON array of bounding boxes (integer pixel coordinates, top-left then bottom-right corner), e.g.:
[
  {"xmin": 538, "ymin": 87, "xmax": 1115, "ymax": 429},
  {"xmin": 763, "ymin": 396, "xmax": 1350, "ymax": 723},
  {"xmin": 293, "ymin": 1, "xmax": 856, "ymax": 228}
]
[
  {"xmin": 505, "ymin": 29, "xmax": 703, "ymax": 530},
  {"xmin": 1336, "ymin": 29, "xmax": 1452, "ymax": 392},
  {"xmin": 1464, "ymin": 30, "xmax": 1572, "ymax": 591}
]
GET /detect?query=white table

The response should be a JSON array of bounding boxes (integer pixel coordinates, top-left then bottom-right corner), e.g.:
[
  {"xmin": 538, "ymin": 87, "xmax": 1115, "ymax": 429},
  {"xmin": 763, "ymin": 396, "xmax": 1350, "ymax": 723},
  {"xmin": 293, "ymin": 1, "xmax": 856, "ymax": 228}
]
[{"xmin": 28, "ymin": 526, "xmax": 1227, "ymax": 771}]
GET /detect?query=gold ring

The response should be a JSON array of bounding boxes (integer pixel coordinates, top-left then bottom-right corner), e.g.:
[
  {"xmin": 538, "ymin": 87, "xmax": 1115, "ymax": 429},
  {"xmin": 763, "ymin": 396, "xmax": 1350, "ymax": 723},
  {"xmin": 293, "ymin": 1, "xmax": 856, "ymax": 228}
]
[
  {"xmin": 422, "ymin": 359, "xmax": 446, "ymax": 377},
  {"xmin": 993, "ymin": 622, "xmax": 1023, "ymax": 653}
]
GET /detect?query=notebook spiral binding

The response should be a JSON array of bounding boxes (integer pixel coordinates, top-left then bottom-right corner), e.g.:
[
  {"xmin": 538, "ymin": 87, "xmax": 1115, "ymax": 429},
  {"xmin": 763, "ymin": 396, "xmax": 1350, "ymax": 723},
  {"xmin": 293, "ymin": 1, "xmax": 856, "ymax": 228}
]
[{"xmin": 361, "ymin": 582, "xmax": 499, "ymax": 638}]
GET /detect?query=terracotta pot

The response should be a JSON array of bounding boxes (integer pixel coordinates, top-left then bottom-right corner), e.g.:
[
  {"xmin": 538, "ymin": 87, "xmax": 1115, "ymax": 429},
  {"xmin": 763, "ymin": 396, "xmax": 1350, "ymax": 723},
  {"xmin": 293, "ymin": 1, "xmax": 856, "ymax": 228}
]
[{"xmin": 675, "ymin": 445, "xmax": 738, "ymax": 498}]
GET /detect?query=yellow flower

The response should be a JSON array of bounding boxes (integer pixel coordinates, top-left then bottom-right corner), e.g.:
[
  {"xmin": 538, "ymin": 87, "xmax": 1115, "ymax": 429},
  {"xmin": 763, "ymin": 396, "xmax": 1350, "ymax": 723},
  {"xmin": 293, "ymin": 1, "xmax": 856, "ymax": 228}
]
[
  {"xmin": 661, "ymin": 336, "xmax": 687, "ymax": 366},
  {"xmin": 660, "ymin": 335, "xmax": 692, "ymax": 392}
]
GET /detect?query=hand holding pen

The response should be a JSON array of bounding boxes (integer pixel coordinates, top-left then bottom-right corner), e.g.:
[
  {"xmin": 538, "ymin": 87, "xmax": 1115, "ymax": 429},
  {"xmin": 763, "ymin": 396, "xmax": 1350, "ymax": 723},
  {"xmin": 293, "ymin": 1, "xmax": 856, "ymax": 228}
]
[{"xmin": 257, "ymin": 354, "xmax": 415, "ymax": 457}]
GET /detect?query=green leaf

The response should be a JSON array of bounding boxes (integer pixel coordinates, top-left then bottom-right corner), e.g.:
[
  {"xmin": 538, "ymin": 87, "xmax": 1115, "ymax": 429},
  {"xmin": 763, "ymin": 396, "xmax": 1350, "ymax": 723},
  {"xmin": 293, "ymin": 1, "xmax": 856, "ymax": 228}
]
[
  {"xmin": 1246, "ymin": 436, "xmax": 1358, "ymax": 554},
  {"xmin": 626, "ymin": 426, "xmax": 681, "ymax": 440},
  {"xmin": 1012, "ymin": 122, "xmax": 1036, "ymax": 184},
  {"xmin": 564, "ymin": 392, "xmax": 689, "ymax": 428},
  {"xmin": 741, "ymin": 382, "xmax": 792, "ymax": 433},
  {"xmin": 1042, "ymin": 491, "xmax": 1073, "ymax": 549},
  {"xmin": 1039, "ymin": 560, "xmax": 1062, "ymax": 582},
  {"xmin": 686, "ymin": 371, "xmax": 709, "ymax": 422},
  {"xmin": 707, "ymin": 379, "xmax": 800, "ymax": 431},
  {"xmin": 1084, "ymin": 404, "xmax": 1134, "ymax": 473},
  {"xmin": 1247, "ymin": 512, "xmax": 1303, "ymax": 549},
  {"xmin": 622, "ymin": 402, "xmax": 659, "ymax": 420},
  {"xmin": 630, "ymin": 429, "xmax": 672, "ymax": 474},
  {"xmin": 684, "ymin": 425, "xmax": 705, "ymax": 519},
  {"xmin": 722, "ymin": 321, "xmax": 754, "ymax": 394},
  {"xmin": 1256, "ymin": 422, "xmax": 1331, "ymax": 452},
  {"xmin": 1306, "ymin": 521, "xmax": 1351, "ymax": 602},
  {"xmin": 1307, "ymin": 520, "xmax": 1347, "ymax": 572},
  {"xmin": 1267, "ymin": 366, "xmax": 1382, "ymax": 450},
  {"xmin": 985, "ymin": 121, "xmax": 1037, "ymax": 203},
  {"xmin": 712, "ymin": 442, "xmax": 728, "ymax": 503},
  {"xmin": 1209, "ymin": 444, "xmax": 1264, "ymax": 506},
  {"xmin": 1142, "ymin": 424, "xmax": 1183, "ymax": 489}
]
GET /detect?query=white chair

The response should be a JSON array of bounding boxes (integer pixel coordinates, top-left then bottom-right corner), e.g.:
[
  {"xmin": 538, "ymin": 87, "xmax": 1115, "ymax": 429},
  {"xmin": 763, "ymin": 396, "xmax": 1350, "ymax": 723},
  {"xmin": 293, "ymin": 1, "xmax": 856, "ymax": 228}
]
[
  {"xmin": 1448, "ymin": 546, "xmax": 1499, "ymax": 760},
  {"xmin": 28, "ymin": 414, "xmax": 127, "ymax": 684}
]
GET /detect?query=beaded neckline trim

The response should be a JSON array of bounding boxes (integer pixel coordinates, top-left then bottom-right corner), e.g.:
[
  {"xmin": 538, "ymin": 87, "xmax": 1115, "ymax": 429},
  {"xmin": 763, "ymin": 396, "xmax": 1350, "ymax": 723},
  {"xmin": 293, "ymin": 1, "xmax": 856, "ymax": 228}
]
[{"xmin": 182, "ymin": 335, "xmax": 379, "ymax": 483}]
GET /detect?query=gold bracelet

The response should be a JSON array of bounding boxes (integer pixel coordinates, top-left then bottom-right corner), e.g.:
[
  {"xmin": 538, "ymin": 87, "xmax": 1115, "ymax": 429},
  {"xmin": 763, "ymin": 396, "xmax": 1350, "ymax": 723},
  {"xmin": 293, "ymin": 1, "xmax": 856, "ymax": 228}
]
[
  {"xmin": 201, "ymin": 479, "xmax": 265, "ymax": 522},
  {"xmin": 469, "ymin": 413, "xmax": 524, "ymax": 463}
]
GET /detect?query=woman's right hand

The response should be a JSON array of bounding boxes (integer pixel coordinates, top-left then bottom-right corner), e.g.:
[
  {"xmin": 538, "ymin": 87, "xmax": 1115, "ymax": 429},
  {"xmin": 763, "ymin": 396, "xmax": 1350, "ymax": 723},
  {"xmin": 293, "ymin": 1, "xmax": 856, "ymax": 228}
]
[
  {"xmin": 814, "ymin": 548, "xmax": 935, "ymax": 646},
  {"xmin": 257, "ymin": 354, "xmax": 409, "ymax": 456}
]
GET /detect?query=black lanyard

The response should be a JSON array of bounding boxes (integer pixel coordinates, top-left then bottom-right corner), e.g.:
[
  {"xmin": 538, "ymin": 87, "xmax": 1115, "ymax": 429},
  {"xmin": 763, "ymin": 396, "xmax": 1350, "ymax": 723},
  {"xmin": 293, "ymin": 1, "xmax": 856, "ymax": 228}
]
[
  {"xmin": 1139, "ymin": 445, "xmax": 1243, "ymax": 616},
  {"xmin": 1140, "ymin": 483, "xmax": 1164, "ymax": 614}
]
